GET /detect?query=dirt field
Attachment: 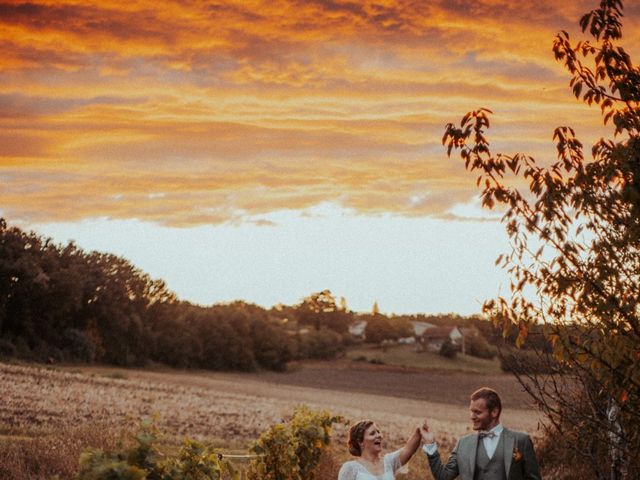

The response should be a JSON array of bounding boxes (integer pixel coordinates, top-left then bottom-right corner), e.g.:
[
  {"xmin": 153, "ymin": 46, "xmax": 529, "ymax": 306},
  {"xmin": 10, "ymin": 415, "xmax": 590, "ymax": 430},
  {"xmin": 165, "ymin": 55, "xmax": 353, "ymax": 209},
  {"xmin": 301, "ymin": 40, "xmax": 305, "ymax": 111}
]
[
  {"xmin": 246, "ymin": 360, "xmax": 534, "ymax": 407},
  {"xmin": 0, "ymin": 360, "xmax": 542, "ymax": 451}
]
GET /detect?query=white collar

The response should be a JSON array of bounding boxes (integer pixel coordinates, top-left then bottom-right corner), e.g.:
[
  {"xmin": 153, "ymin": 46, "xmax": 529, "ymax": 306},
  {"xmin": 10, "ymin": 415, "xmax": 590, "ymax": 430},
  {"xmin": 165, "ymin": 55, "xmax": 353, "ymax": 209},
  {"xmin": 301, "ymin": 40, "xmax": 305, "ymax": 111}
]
[{"xmin": 489, "ymin": 424, "xmax": 504, "ymax": 436}]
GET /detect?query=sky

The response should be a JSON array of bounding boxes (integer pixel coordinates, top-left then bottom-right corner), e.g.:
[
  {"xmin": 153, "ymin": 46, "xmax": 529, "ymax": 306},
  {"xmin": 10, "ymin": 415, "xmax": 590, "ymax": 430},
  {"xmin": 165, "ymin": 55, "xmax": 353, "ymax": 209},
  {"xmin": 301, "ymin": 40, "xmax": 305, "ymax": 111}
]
[{"xmin": 2, "ymin": 0, "xmax": 639, "ymax": 315}]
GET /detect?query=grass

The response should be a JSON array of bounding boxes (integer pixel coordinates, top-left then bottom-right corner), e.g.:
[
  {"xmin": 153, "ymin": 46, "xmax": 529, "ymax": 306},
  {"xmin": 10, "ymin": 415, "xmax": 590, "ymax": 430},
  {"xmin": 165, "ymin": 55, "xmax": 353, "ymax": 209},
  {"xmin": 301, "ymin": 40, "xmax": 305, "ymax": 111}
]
[
  {"xmin": 0, "ymin": 423, "xmax": 129, "ymax": 480},
  {"xmin": 99, "ymin": 371, "xmax": 128, "ymax": 380},
  {"xmin": 2, "ymin": 360, "xmax": 553, "ymax": 479},
  {"xmin": 346, "ymin": 343, "xmax": 502, "ymax": 374}
]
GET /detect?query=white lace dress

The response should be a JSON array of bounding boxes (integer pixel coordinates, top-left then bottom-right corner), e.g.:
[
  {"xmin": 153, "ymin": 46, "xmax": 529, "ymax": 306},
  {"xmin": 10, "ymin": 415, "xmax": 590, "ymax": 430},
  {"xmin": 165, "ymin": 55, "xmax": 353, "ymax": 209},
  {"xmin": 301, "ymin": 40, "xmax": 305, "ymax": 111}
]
[{"xmin": 337, "ymin": 450, "xmax": 402, "ymax": 480}]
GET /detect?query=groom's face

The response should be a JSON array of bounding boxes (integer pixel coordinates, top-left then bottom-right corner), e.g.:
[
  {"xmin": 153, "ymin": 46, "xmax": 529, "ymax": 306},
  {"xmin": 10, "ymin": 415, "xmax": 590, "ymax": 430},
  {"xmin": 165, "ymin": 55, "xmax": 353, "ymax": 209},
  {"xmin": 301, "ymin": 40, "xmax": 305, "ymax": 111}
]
[{"xmin": 469, "ymin": 398, "xmax": 500, "ymax": 431}]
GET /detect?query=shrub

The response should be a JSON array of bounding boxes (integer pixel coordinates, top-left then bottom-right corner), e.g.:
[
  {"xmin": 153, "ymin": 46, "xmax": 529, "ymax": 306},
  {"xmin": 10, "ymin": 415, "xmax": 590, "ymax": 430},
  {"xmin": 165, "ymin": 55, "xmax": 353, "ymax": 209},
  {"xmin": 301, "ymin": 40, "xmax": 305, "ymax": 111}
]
[
  {"xmin": 299, "ymin": 329, "xmax": 343, "ymax": 360},
  {"xmin": 463, "ymin": 332, "xmax": 496, "ymax": 359},
  {"xmin": 247, "ymin": 406, "xmax": 343, "ymax": 480},
  {"xmin": 438, "ymin": 338, "xmax": 457, "ymax": 359},
  {"xmin": 0, "ymin": 423, "xmax": 127, "ymax": 480},
  {"xmin": 364, "ymin": 316, "xmax": 396, "ymax": 344},
  {"xmin": 62, "ymin": 329, "xmax": 97, "ymax": 362},
  {"xmin": 499, "ymin": 348, "xmax": 557, "ymax": 375},
  {"xmin": 535, "ymin": 390, "xmax": 640, "ymax": 480},
  {"xmin": 76, "ymin": 419, "xmax": 237, "ymax": 480},
  {"xmin": 0, "ymin": 337, "xmax": 17, "ymax": 359}
]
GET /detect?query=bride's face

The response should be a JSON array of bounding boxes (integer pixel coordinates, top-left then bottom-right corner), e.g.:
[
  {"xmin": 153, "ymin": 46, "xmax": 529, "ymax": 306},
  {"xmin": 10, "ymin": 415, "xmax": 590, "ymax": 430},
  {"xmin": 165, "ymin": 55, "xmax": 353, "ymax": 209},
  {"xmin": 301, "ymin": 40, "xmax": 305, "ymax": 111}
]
[{"xmin": 360, "ymin": 423, "xmax": 383, "ymax": 454}]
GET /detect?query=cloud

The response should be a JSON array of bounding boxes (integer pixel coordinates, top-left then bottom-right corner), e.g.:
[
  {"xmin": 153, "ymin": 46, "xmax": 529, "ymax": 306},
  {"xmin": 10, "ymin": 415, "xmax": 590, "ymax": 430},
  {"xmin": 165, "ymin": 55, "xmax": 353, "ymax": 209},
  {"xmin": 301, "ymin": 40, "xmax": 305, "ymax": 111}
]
[{"xmin": 0, "ymin": 0, "xmax": 636, "ymax": 226}]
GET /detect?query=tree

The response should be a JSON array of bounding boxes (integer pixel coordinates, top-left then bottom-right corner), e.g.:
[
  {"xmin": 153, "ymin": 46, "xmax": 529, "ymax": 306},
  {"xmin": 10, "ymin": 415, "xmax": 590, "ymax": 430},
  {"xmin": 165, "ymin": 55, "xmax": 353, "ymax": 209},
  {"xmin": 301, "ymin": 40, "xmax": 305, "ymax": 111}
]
[
  {"xmin": 0, "ymin": 219, "xmax": 299, "ymax": 372},
  {"xmin": 251, "ymin": 316, "xmax": 294, "ymax": 371},
  {"xmin": 298, "ymin": 328, "xmax": 343, "ymax": 359},
  {"xmin": 442, "ymin": 1, "xmax": 639, "ymax": 477},
  {"xmin": 462, "ymin": 330, "xmax": 496, "ymax": 359},
  {"xmin": 438, "ymin": 337, "xmax": 457, "ymax": 359},
  {"xmin": 364, "ymin": 315, "xmax": 394, "ymax": 344},
  {"xmin": 296, "ymin": 290, "xmax": 351, "ymax": 334}
]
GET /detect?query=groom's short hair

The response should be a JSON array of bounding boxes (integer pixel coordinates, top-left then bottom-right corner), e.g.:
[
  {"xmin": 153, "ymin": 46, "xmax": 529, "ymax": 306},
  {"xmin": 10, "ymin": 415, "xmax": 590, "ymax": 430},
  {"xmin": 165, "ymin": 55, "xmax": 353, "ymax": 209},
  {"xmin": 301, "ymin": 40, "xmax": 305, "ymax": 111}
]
[{"xmin": 471, "ymin": 387, "xmax": 502, "ymax": 416}]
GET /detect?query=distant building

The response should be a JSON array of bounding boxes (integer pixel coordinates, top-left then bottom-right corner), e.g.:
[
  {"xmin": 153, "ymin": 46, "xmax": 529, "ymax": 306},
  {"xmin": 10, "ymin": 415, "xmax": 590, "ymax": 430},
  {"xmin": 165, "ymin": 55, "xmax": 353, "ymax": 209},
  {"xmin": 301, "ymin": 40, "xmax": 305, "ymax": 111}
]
[
  {"xmin": 411, "ymin": 321, "xmax": 436, "ymax": 336},
  {"xmin": 350, "ymin": 320, "xmax": 437, "ymax": 343},
  {"xmin": 459, "ymin": 326, "xmax": 480, "ymax": 354},
  {"xmin": 348, "ymin": 320, "xmax": 367, "ymax": 339},
  {"xmin": 419, "ymin": 326, "xmax": 463, "ymax": 352}
]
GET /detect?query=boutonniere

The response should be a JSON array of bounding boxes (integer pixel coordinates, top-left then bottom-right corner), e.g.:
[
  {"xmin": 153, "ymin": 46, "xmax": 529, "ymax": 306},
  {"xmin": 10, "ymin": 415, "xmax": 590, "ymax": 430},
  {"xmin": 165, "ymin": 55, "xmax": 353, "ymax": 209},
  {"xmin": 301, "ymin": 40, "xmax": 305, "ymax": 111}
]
[{"xmin": 512, "ymin": 447, "xmax": 523, "ymax": 463}]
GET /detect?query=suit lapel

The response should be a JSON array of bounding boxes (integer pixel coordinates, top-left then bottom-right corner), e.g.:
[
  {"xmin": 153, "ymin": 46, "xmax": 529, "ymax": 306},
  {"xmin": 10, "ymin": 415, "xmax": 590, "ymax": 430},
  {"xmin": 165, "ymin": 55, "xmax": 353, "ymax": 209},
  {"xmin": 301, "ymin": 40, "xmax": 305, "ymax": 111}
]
[
  {"xmin": 469, "ymin": 433, "xmax": 478, "ymax": 478},
  {"xmin": 503, "ymin": 428, "xmax": 514, "ymax": 477}
]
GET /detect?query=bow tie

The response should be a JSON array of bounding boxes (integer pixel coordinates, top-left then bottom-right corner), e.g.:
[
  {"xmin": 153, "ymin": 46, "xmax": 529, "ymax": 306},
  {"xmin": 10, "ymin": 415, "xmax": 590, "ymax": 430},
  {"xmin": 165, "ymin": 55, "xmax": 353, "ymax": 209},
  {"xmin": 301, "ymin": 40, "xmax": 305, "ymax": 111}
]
[{"xmin": 478, "ymin": 431, "xmax": 496, "ymax": 439}]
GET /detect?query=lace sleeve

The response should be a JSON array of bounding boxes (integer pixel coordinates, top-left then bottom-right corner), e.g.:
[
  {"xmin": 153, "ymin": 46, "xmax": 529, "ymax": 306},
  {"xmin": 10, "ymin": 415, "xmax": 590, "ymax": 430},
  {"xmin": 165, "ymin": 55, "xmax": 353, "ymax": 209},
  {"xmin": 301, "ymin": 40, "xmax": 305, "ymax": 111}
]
[
  {"xmin": 385, "ymin": 449, "xmax": 403, "ymax": 474},
  {"xmin": 337, "ymin": 461, "xmax": 358, "ymax": 480}
]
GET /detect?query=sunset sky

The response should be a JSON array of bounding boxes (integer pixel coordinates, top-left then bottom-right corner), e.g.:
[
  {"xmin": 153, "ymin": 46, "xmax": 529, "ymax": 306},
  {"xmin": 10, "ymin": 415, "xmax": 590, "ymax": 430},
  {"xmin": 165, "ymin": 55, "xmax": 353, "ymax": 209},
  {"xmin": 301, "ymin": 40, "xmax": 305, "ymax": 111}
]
[{"xmin": 2, "ymin": 0, "xmax": 639, "ymax": 314}]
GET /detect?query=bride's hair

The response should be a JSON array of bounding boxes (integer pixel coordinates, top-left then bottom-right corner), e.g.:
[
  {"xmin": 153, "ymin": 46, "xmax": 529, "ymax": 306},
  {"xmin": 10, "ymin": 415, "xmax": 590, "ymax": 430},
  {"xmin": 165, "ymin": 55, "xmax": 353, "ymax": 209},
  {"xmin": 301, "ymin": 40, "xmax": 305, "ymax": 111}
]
[{"xmin": 347, "ymin": 419, "xmax": 374, "ymax": 456}]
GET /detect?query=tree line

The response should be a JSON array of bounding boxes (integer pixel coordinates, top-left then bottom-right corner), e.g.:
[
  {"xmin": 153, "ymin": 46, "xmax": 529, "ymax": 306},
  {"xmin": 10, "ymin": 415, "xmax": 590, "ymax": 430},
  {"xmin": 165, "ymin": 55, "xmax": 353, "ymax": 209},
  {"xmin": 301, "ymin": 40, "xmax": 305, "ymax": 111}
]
[
  {"xmin": 1, "ymin": 219, "xmax": 508, "ymax": 371},
  {"xmin": 0, "ymin": 219, "xmax": 291, "ymax": 370}
]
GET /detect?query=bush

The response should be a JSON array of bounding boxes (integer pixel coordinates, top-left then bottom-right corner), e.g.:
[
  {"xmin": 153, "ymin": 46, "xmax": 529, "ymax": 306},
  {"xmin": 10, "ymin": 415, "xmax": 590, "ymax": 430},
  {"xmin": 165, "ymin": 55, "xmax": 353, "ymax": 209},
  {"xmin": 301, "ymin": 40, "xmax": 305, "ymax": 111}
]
[
  {"xmin": 463, "ymin": 332, "xmax": 496, "ymax": 359},
  {"xmin": 0, "ymin": 423, "xmax": 127, "ymax": 480},
  {"xmin": 251, "ymin": 319, "xmax": 293, "ymax": 371},
  {"xmin": 62, "ymin": 329, "xmax": 97, "ymax": 362},
  {"xmin": 499, "ymin": 348, "xmax": 558, "ymax": 375},
  {"xmin": 364, "ymin": 316, "xmax": 394, "ymax": 344},
  {"xmin": 535, "ymin": 391, "xmax": 640, "ymax": 480},
  {"xmin": 438, "ymin": 338, "xmax": 457, "ymax": 359},
  {"xmin": 247, "ymin": 406, "xmax": 343, "ymax": 480},
  {"xmin": 69, "ymin": 408, "xmax": 342, "ymax": 480},
  {"xmin": 299, "ymin": 329, "xmax": 343, "ymax": 360},
  {"xmin": 0, "ymin": 337, "xmax": 17, "ymax": 359},
  {"xmin": 76, "ymin": 419, "xmax": 237, "ymax": 480}
]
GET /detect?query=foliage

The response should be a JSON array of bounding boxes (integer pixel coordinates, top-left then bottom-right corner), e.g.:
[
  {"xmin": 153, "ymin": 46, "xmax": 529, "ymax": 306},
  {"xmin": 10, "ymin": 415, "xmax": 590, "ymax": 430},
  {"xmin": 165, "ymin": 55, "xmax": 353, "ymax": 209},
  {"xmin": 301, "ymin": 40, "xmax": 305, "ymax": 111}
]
[
  {"xmin": 75, "ymin": 408, "xmax": 341, "ymax": 480},
  {"xmin": 364, "ymin": 315, "xmax": 413, "ymax": 344},
  {"xmin": 296, "ymin": 290, "xmax": 352, "ymax": 334},
  {"xmin": 250, "ymin": 315, "xmax": 294, "ymax": 371},
  {"xmin": 535, "ymin": 400, "xmax": 616, "ymax": 480},
  {"xmin": 247, "ymin": 406, "xmax": 343, "ymax": 480},
  {"xmin": 0, "ymin": 423, "xmax": 127, "ymax": 480},
  {"xmin": 462, "ymin": 330, "xmax": 496, "ymax": 359},
  {"xmin": 160, "ymin": 440, "xmax": 239, "ymax": 480},
  {"xmin": 0, "ymin": 219, "xmax": 174, "ymax": 366},
  {"xmin": 76, "ymin": 419, "xmax": 238, "ymax": 480},
  {"xmin": 498, "ymin": 346, "xmax": 557, "ymax": 374},
  {"xmin": 0, "ymin": 220, "xmax": 301, "ymax": 371},
  {"xmin": 364, "ymin": 315, "xmax": 395, "ymax": 343},
  {"xmin": 438, "ymin": 337, "xmax": 457, "ymax": 359},
  {"xmin": 442, "ymin": 0, "xmax": 640, "ymax": 477},
  {"xmin": 298, "ymin": 328, "xmax": 344, "ymax": 360},
  {"xmin": 1, "ymin": 217, "xmax": 507, "ymax": 371}
]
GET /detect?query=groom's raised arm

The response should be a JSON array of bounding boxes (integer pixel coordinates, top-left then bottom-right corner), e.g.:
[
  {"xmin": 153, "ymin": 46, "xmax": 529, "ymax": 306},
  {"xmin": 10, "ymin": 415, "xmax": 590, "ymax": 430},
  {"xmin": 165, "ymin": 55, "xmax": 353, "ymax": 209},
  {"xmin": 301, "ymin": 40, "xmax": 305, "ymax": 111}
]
[
  {"xmin": 424, "ymin": 439, "xmax": 460, "ymax": 480},
  {"xmin": 420, "ymin": 420, "xmax": 460, "ymax": 480}
]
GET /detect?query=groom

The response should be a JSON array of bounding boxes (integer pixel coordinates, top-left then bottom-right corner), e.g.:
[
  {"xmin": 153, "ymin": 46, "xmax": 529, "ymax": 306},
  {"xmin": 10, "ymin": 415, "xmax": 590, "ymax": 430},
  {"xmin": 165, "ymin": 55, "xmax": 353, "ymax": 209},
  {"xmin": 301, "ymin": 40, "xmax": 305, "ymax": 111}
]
[{"xmin": 421, "ymin": 387, "xmax": 542, "ymax": 480}]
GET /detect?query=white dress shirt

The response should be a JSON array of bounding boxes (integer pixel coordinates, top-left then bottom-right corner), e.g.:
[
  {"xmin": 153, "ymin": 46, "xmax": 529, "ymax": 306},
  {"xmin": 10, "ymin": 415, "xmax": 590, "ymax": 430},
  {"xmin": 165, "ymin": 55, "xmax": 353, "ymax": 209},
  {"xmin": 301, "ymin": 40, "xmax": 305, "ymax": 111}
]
[
  {"xmin": 481, "ymin": 423, "xmax": 503, "ymax": 459},
  {"xmin": 422, "ymin": 423, "xmax": 504, "ymax": 459}
]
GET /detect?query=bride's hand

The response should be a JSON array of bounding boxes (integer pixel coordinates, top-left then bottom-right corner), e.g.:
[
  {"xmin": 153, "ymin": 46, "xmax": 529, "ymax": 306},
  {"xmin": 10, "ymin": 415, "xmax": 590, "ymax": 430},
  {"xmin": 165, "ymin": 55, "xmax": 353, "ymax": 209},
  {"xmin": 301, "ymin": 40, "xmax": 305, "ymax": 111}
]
[{"xmin": 420, "ymin": 419, "xmax": 435, "ymax": 444}]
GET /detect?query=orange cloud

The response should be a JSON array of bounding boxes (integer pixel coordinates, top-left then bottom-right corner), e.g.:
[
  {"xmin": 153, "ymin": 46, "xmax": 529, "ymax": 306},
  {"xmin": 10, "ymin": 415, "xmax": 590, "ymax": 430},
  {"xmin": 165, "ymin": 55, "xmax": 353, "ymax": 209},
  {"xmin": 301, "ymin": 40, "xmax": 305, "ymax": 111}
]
[{"xmin": 1, "ymin": 0, "xmax": 637, "ymax": 226}]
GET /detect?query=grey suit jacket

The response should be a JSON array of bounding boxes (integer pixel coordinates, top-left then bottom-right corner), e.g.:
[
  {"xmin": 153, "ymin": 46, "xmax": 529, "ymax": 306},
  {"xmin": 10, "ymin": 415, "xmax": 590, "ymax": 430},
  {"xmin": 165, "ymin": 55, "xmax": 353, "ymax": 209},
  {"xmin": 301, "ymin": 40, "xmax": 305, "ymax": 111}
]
[{"xmin": 427, "ymin": 428, "xmax": 542, "ymax": 480}]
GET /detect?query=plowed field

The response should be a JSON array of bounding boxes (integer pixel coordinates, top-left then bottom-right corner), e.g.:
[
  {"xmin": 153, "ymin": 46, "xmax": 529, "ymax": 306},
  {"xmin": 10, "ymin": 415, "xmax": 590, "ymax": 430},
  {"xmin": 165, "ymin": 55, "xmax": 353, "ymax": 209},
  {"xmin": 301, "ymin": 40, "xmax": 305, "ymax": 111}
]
[{"xmin": 1, "ymin": 360, "xmax": 541, "ymax": 450}]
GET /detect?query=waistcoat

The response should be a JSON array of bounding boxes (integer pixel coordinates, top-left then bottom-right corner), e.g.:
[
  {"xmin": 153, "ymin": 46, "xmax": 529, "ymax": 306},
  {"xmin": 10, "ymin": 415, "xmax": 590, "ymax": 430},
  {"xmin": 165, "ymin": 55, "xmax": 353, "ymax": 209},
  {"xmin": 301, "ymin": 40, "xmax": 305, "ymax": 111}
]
[{"xmin": 474, "ymin": 433, "xmax": 507, "ymax": 480}]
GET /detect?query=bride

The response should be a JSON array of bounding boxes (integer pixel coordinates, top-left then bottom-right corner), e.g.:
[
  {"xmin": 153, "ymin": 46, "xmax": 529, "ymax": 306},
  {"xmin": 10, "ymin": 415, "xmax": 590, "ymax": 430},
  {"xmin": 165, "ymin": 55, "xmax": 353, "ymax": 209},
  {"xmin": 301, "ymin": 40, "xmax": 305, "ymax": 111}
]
[{"xmin": 337, "ymin": 419, "xmax": 423, "ymax": 480}]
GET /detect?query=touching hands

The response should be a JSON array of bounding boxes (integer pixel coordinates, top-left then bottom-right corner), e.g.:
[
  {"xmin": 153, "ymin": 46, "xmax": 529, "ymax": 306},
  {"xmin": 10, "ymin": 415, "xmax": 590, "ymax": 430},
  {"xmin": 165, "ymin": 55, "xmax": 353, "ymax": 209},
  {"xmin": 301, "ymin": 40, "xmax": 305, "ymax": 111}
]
[{"xmin": 420, "ymin": 419, "xmax": 435, "ymax": 444}]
